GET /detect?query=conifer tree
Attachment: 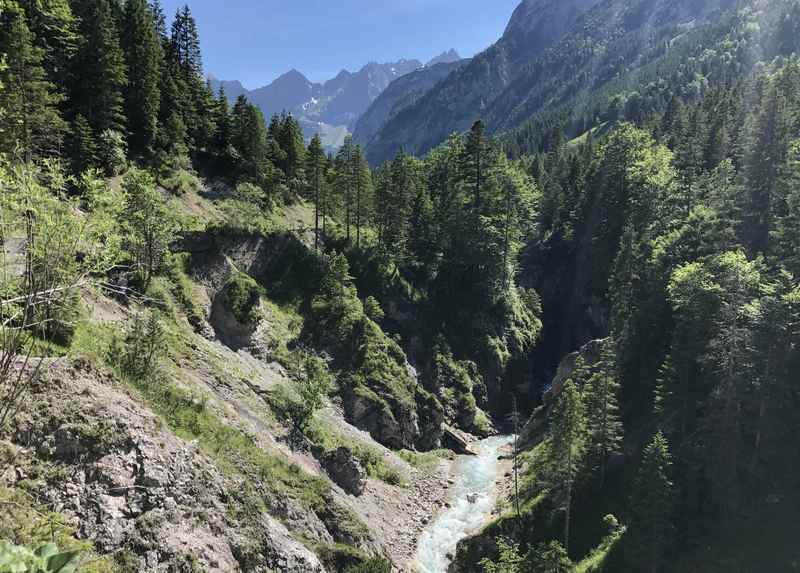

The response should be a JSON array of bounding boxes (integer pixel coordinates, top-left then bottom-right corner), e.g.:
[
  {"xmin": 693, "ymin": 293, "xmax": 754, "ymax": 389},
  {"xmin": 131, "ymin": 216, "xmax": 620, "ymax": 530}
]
[
  {"xmin": 630, "ymin": 432, "xmax": 674, "ymax": 573},
  {"xmin": 463, "ymin": 120, "xmax": 489, "ymax": 209},
  {"xmin": 71, "ymin": 0, "xmax": 127, "ymax": 136},
  {"xmin": 278, "ymin": 113, "xmax": 306, "ymax": 184},
  {"xmin": 230, "ymin": 96, "xmax": 274, "ymax": 187},
  {"xmin": 543, "ymin": 379, "xmax": 586, "ymax": 551},
  {"xmin": 742, "ymin": 84, "xmax": 788, "ymax": 255},
  {"xmin": 703, "ymin": 252, "xmax": 761, "ymax": 516},
  {"xmin": 584, "ymin": 344, "xmax": 623, "ymax": 488},
  {"xmin": 68, "ymin": 113, "xmax": 97, "ymax": 172},
  {"xmin": 352, "ymin": 144, "xmax": 372, "ymax": 248},
  {"xmin": 213, "ymin": 86, "xmax": 235, "ymax": 170},
  {"xmin": 407, "ymin": 185, "xmax": 437, "ymax": 279},
  {"xmin": 376, "ymin": 150, "xmax": 417, "ymax": 261},
  {"xmin": 167, "ymin": 5, "xmax": 208, "ymax": 155},
  {"xmin": 150, "ymin": 0, "xmax": 167, "ymax": 41},
  {"xmin": 122, "ymin": 0, "xmax": 162, "ymax": 158},
  {"xmin": 0, "ymin": 7, "xmax": 65, "ymax": 160},
  {"xmin": 170, "ymin": 5, "xmax": 202, "ymax": 78},
  {"xmin": 774, "ymin": 140, "xmax": 800, "ymax": 274},
  {"xmin": 19, "ymin": 0, "xmax": 77, "ymax": 90},
  {"xmin": 334, "ymin": 136, "xmax": 355, "ymax": 242},
  {"xmin": 306, "ymin": 134, "xmax": 327, "ymax": 250}
]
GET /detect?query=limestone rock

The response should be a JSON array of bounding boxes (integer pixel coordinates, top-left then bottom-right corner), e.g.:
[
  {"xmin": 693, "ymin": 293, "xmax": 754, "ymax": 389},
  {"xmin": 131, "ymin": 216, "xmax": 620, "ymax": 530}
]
[{"xmin": 323, "ymin": 447, "xmax": 367, "ymax": 496}]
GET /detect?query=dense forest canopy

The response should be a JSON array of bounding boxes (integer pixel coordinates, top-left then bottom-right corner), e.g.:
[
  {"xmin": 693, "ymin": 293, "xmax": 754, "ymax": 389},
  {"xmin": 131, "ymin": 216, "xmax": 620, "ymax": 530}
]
[{"xmin": 1, "ymin": 0, "xmax": 800, "ymax": 571}]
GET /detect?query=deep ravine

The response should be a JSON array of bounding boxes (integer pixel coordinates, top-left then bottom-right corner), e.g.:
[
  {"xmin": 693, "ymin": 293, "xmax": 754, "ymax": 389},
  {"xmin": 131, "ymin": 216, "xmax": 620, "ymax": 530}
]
[{"xmin": 412, "ymin": 435, "xmax": 514, "ymax": 573}]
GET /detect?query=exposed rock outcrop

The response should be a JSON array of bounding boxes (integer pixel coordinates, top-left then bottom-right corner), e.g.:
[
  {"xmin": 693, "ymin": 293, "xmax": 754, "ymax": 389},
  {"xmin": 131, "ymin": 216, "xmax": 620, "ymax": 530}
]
[
  {"xmin": 442, "ymin": 426, "xmax": 477, "ymax": 456},
  {"xmin": 523, "ymin": 337, "xmax": 610, "ymax": 444},
  {"xmin": 542, "ymin": 337, "xmax": 607, "ymax": 405},
  {"xmin": 9, "ymin": 361, "xmax": 327, "ymax": 572},
  {"xmin": 342, "ymin": 384, "xmax": 420, "ymax": 450},
  {"xmin": 322, "ymin": 447, "xmax": 367, "ymax": 496}
]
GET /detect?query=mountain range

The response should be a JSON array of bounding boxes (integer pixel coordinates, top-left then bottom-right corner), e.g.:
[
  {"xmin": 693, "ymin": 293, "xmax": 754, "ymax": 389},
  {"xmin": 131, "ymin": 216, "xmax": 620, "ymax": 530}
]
[
  {"xmin": 358, "ymin": 0, "xmax": 738, "ymax": 163},
  {"xmin": 209, "ymin": 50, "xmax": 461, "ymax": 150}
]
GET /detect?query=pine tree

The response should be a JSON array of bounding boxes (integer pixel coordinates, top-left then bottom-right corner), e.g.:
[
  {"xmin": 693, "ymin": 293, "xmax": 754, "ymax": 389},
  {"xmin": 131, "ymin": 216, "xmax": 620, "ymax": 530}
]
[
  {"xmin": 630, "ymin": 432, "xmax": 674, "ymax": 573},
  {"xmin": 529, "ymin": 541, "xmax": 573, "ymax": 573},
  {"xmin": 703, "ymin": 252, "xmax": 761, "ymax": 517},
  {"xmin": 122, "ymin": 0, "xmax": 162, "ymax": 158},
  {"xmin": 68, "ymin": 113, "xmax": 97, "ymax": 172},
  {"xmin": 543, "ymin": 379, "xmax": 586, "ymax": 551},
  {"xmin": 774, "ymin": 140, "xmax": 800, "ymax": 275},
  {"xmin": 462, "ymin": 120, "xmax": 489, "ymax": 210},
  {"xmin": 19, "ymin": 0, "xmax": 77, "ymax": 90},
  {"xmin": 352, "ymin": 144, "xmax": 372, "ymax": 248},
  {"xmin": 376, "ymin": 150, "xmax": 417, "ymax": 262},
  {"xmin": 230, "ymin": 96, "xmax": 274, "ymax": 187},
  {"xmin": 749, "ymin": 272, "xmax": 796, "ymax": 479},
  {"xmin": 278, "ymin": 113, "xmax": 306, "ymax": 184},
  {"xmin": 168, "ymin": 5, "xmax": 208, "ymax": 155},
  {"xmin": 407, "ymin": 185, "xmax": 437, "ymax": 280},
  {"xmin": 170, "ymin": 5, "xmax": 202, "ymax": 78},
  {"xmin": 584, "ymin": 344, "xmax": 623, "ymax": 488},
  {"xmin": 213, "ymin": 86, "xmax": 235, "ymax": 169},
  {"xmin": 742, "ymin": 83, "xmax": 789, "ymax": 255},
  {"xmin": 334, "ymin": 136, "xmax": 355, "ymax": 242},
  {"xmin": 0, "ymin": 7, "xmax": 65, "ymax": 160},
  {"xmin": 71, "ymin": 0, "xmax": 127, "ymax": 136},
  {"xmin": 306, "ymin": 134, "xmax": 327, "ymax": 250},
  {"xmin": 150, "ymin": 0, "xmax": 168, "ymax": 42}
]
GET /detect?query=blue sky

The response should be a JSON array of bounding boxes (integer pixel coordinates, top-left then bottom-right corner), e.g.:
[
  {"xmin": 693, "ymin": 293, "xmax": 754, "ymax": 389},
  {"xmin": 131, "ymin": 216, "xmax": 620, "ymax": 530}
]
[{"xmin": 160, "ymin": 0, "xmax": 521, "ymax": 88}]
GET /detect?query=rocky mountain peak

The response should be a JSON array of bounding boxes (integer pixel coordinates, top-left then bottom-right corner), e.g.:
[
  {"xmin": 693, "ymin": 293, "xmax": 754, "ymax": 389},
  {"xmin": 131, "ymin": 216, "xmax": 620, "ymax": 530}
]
[{"xmin": 426, "ymin": 49, "xmax": 461, "ymax": 67}]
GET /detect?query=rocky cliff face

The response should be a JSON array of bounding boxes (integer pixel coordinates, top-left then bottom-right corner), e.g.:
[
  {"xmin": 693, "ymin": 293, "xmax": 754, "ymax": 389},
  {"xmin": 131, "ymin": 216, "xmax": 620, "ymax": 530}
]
[
  {"xmin": 426, "ymin": 49, "xmax": 461, "ymax": 67},
  {"xmin": 353, "ymin": 59, "xmax": 468, "ymax": 148},
  {"xmin": 193, "ymin": 231, "xmax": 438, "ymax": 451},
  {"xmin": 484, "ymin": 0, "xmax": 735, "ymax": 133},
  {"xmin": 362, "ymin": 0, "xmax": 742, "ymax": 164},
  {"xmin": 363, "ymin": 0, "xmax": 601, "ymax": 163}
]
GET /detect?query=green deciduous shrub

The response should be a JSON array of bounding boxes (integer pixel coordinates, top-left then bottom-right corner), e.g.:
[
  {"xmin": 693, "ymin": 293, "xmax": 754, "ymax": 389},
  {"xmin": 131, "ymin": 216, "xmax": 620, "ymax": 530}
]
[
  {"xmin": 221, "ymin": 272, "xmax": 263, "ymax": 325},
  {"xmin": 270, "ymin": 354, "xmax": 332, "ymax": 436},
  {"xmin": 0, "ymin": 542, "xmax": 79, "ymax": 573},
  {"xmin": 343, "ymin": 558, "xmax": 392, "ymax": 573}
]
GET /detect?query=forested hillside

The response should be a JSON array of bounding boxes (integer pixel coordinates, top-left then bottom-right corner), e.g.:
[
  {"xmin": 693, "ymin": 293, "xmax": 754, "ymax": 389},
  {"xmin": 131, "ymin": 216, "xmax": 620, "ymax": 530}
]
[{"xmin": 1, "ymin": 0, "xmax": 800, "ymax": 572}]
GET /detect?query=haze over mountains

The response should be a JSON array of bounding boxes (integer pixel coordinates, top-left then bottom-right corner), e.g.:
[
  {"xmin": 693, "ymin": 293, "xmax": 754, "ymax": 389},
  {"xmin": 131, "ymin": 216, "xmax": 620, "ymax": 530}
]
[
  {"xmin": 210, "ymin": 50, "xmax": 461, "ymax": 150},
  {"xmin": 210, "ymin": 0, "xmax": 742, "ymax": 163},
  {"xmin": 357, "ymin": 0, "xmax": 741, "ymax": 163}
]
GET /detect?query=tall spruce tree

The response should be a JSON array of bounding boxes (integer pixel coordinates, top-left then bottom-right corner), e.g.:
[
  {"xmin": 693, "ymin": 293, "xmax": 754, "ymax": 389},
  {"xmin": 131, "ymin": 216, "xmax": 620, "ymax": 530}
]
[
  {"xmin": 352, "ymin": 144, "xmax": 371, "ymax": 248},
  {"xmin": 630, "ymin": 432, "xmax": 674, "ymax": 573},
  {"xmin": 462, "ymin": 120, "xmax": 489, "ymax": 210},
  {"xmin": 19, "ymin": 0, "xmax": 76, "ymax": 90},
  {"xmin": 543, "ymin": 379, "xmax": 586, "ymax": 551},
  {"xmin": 278, "ymin": 113, "xmax": 306, "ymax": 183},
  {"xmin": 0, "ymin": 7, "xmax": 65, "ymax": 160},
  {"xmin": 170, "ymin": 5, "xmax": 201, "ymax": 78},
  {"xmin": 71, "ymin": 0, "xmax": 127, "ymax": 136},
  {"xmin": 584, "ymin": 344, "xmax": 623, "ymax": 488},
  {"xmin": 122, "ymin": 0, "xmax": 162, "ymax": 158},
  {"xmin": 150, "ymin": 0, "xmax": 168, "ymax": 42},
  {"xmin": 334, "ymin": 136, "xmax": 355, "ymax": 242},
  {"xmin": 306, "ymin": 134, "xmax": 327, "ymax": 250}
]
